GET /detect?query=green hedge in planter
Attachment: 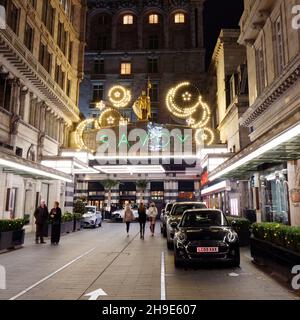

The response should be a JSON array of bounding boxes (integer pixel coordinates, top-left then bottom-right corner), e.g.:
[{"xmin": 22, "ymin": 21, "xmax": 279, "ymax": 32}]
[
  {"xmin": 0, "ymin": 219, "xmax": 26, "ymax": 232},
  {"xmin": 252, "ymin": 222, "xmax": 300, "ymax": 253},
  {"xmin": 61, "ymin": 212, "xmax": 74, "ymax": 223},
  {"xmin": 73, "ymin": 213, "xmax": 82, "ymax": 221},
  {"xmin": 226, "ymin": 216, "xmax": 252, "ymax": 230}
]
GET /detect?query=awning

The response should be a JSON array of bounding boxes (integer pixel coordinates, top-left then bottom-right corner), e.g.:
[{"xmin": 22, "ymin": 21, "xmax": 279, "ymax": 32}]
[
  {"xmin": 0, "ymin": 149, "xmax": 73, "ymax": 182},
  {"xmin": 210, "ymin": 123, "xmax": 300, "ymax": 181}
]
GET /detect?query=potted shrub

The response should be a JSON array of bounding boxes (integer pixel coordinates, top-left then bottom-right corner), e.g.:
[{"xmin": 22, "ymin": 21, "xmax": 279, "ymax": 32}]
[
  {"xmin": 61, "ymin": 212, "xmax": 74, "ymax": 234},
  {"xmin": 227, "ymin": 216, "xmax": 252, "ymax": 246},
  {"xmin": 73, "ymin": 200, "xmax": 85, "ymax": 231},
  {"xmin": 0, "ymin": 219, "xmax": 25, "ymax": 250},
  {"xmin": 250, "ymin": 222, "xmax": 300, "ymax": 283}
]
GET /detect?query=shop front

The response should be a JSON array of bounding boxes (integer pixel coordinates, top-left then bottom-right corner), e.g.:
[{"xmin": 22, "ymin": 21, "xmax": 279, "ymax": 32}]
[{"xmin": 178, "ymin": 180, "xmax": 195, "ymax": 201}]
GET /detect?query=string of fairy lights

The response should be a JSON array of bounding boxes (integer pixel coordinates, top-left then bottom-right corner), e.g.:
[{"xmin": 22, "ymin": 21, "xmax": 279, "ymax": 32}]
[{"xmin": 75, "ymin": 82, "xmax": 215, "ymax": 151}]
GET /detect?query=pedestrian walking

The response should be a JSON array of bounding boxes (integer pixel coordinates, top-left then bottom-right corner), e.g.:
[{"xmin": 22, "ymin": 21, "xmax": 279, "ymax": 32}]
[
  {"xmin": 123, "ymin": 203, "xmax": 134, "ymax": 237},
  {"xmin": 34, "ymin": 200, "xmax": 49, "ymax": 244},
  {"xmin": 138, "ymin": 202, "xmax": 147, "ymax": 239},
  {"xmin": 148, "ymin": 202, "xmax": 158, "ymax": 236},
  {"xmin": 50, "ymin": 201, "xmax": 62, "ymax": 245}
]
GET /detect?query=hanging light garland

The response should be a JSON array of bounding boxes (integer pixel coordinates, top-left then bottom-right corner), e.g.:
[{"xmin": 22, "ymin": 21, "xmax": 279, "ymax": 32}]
[{"xmin": 108, "ymin": 85, "xmax": 131, "ymax": 108}]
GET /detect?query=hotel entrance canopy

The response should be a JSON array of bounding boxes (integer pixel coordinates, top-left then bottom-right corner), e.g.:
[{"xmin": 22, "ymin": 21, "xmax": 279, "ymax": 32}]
[
  {"xmin": 209, "ymin": 123, "xmax": 300, "ymax": 181},
  {"xmin": 0, "ymin": 149, "xmax": 73, "ymax": 182}
]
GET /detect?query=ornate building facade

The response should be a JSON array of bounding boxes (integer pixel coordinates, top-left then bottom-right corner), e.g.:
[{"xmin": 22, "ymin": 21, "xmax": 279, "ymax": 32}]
[
  {"xmin": 0, "ymin": 0, "xmax": 86, "ymax": 226},
  {"xmin": 209, "ymin": 0, "xmax": 300, "ymax": 226},
  {"xmin": 80, "ymin": 0, "xmax": 206, "ymax": 123}
]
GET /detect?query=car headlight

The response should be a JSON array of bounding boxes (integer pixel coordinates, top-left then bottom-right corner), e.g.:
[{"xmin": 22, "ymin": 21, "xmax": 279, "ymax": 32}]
[
  {"xmin": 226, "ymin": 231, "xmax": 238, "ymax": 243},
  {"xmin": 177, "ymin": 233, "xmax": 186, "ymax": 242}
]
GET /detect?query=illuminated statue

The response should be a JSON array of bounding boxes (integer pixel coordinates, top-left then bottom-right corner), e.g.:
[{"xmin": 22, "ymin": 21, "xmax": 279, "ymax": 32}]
[{"xmin": 133, "ymin": 80, "xmax": 152, "ymax": 121}]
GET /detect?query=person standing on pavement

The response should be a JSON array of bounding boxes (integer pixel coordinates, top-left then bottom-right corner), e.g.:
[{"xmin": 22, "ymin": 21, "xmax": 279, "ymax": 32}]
[
  {"xmin": 50, "ymin": 201, "xmax": 62, "ymax": 245},
  {"xmin": 34, "ymin": 200, "xmax": 49, "ymax": 244},
  {"xmin": 138, "ymin": 202, "xmax": 147, "ymax": 239},
  {"xmin": 148, "ymin": 202, "xmax": 158, "ymax": 236},
  {"xmin": 123, "ymin": 203, "xmax": 134, "ymax": 237}
]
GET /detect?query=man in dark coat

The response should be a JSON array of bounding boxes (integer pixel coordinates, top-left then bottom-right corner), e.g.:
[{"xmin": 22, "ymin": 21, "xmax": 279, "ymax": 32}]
[{"xmin": 34, "ymin": 200, "xmax": 49, "ymax": 244}]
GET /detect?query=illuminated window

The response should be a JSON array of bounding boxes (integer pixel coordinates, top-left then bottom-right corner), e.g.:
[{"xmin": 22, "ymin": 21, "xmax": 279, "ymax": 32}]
[
  {"xmin": 174, "ymin": 13, "xmax": 185, "ymax": 24},
  {"xmin": 120, "ymin": 62, "xmax": 131, "ymax": 75},
  {"xmin": 149, "ymin": 14, "xmax": 159, "ymax": 24},
  {"xmin": 123, "ymin": 14, "xmax": 133, "ymax": 25}
]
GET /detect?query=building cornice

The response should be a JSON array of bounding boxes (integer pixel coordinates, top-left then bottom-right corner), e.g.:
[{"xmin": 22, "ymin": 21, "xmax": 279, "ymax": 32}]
[{"xmin": 240, "ymin": 55, "xmax": 300, "ymax": 127}]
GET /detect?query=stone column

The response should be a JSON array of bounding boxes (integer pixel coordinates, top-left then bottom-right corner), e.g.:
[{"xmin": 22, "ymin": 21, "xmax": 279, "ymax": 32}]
[
  {"xmin": 19, "ymin": 87, "xmax": 29, "ymax": 120},
  {"xmin": 138, "ymin": 15, "xmax": 143, "ymax": 49},
  {"xmin": 288, "ymin": 160, "xmax": 300, "ymax": 226},
  {"xmin": 111, "ymin": 19, "xmax": 117, "ymax": 50},
  {"xmin": 163, "ymin": 13, "xmax": 169, "ymax": 49},
  {"xmin": 39, "ymin": 103, "xmax": 47, "ymax": 133},
  {"xmin": 11, "ymin": 78, "xmax": 21, "ymax": 115}
]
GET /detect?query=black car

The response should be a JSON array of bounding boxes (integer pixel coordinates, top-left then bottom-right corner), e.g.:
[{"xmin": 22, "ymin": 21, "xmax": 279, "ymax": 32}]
[
  {"xmin": 160, "ymin": 202, "xmax": 174, "ymax": 237},
  {"xmin": 166, "ymin": 202, "xmax": 207, "ymax": 249},
  {"xmin": 173, "ymin": 209, "xmax": 240, "ymax": 268}
]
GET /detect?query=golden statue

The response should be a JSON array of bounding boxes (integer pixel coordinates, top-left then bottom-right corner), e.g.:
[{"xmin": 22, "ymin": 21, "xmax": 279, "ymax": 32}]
[{"xmin": 133, "ymin": 79, "xmax": 152, "ymax": 121}]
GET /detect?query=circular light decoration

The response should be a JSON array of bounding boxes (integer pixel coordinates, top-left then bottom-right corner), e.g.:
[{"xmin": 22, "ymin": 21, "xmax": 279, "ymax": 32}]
[
  {"xmin": 75, "ymin": 119, "xmax": 99, "ymax": 152},
  {"xmin": 189, "ymin": 96, "xmax": 211, "ymax": 129},
  {"xmin": 108, "ymin": 85, "xmax": 131, "ymax": 108},
  {"xmin": 195, "ymin": 128, "xmax": 215, "ymax": 146},
  {"xmin": 99, "ymin": 107, "xmax": 125, "ymax": 128},
  {"xmin": 166, "ymin": 82, "xmax": 202, "ymax": 119}
]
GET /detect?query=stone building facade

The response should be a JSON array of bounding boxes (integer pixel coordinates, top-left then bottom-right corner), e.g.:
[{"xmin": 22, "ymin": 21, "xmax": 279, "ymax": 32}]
[
  {"xmin": 0, "ymin": 0, "xmax": 86, "ymax": 226},
  {"xmin": 209, "ymin": 0, "xmax": 300, "ymax": 226},
  {"xmin": 80, "ymin": 0, "xmax": 206, "ymax": 124},
  {"xmin": 201, "ymin": 29, "xmax": 250, "ymax": 215}
]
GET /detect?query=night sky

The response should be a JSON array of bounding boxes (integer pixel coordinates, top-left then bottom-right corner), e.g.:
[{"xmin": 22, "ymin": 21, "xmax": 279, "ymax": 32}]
[{"xmin": 203, "ymin": 0, "xmax": 244, "ymax": 68}]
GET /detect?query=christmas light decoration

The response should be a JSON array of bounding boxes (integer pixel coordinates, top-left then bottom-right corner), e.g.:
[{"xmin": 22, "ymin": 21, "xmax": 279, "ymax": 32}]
[
  {"xmin": 108, "ymin": 85, "xmax": 131, "ymax": 108},
  {"xmin": 75, "ymin": 119, "xmax": 98, "ymax": 152},
  {"xmin": 95, "ymin": 100, "xmax": 106, "ymax": 111},
  {"xmin": 195, "ymin": 128, "xmax": 215, "ymax": 146},
  {"xmin": 99, "ymin": 107, "xmax": 124, "ymax": 128}
]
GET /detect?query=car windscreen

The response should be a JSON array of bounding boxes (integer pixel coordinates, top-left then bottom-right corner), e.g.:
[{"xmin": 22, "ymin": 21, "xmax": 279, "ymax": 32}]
[
  {"xmin": 171, "ymin": 203, "xmax": 206, "ymax": 216},
  {"xmin": 166, "ymin": 203, "xmax": 173, "ymax": 212},
  {"xmin": 180, "ymin": 211, "xmax": 227, "ymax": 227},
  {"xmin": 85, "ymin": 207, "xmax": 96, "ymax": 213}
]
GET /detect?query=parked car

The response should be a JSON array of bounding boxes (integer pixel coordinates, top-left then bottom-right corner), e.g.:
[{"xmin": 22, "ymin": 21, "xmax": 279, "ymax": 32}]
[
  {"xmin": 160, "ymin": 202, "xmax": 174, "ymax": 237},
  {"xmin": 82, "ymin": 206, "xmax": 102, "ymax": 228},
  {"xmin": 111, "ymin": 205, "xmax": 139, "ymax": 222},
  {"xmin": 173, "ymin": 209, "xmax": 240, "ymax": 268},
  {"xmin": 166, "ymin": 202, "xmax": 207, "ymax": 249}
]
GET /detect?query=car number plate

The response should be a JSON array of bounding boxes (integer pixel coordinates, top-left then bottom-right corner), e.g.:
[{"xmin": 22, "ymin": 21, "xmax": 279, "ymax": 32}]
[{"xmin": 197, "ymin": 247, "xmax": 219, "ymax": 253}]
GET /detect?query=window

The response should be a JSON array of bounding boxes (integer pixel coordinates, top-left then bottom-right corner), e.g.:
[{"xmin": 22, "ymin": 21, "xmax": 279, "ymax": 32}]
[
  {"xmin": 24, "ymin": 22, "xmax": 34, "ymax": 52},
  {"xmin": 123, "ymin": 14, "xmax": 133, "ymax": 25},
  {"xmin": 68, "ymin": 41, "xmax": 73, "ymax": 63},
  {"xmin": 150, "ymin": 83, "xmax": 158, "ymax": 102},
  {"xmin": 120, "ymin": 62, "xmax": 131, "ymax": 75},
  {"xmin": 149, "ymin": 14, "xmax": 159, "ymax": 24},
  {"xmin": 94, "ymin": 59, "xmax": 104, "ymax": 74},
  {"xmin": 275, "ymin": 16, "xmax": 285, "ymax": 74},
  {"xmin": 67, "ymin": 79, "xmax": 71, "ymax": 97},
  {"xmin": 97, "ymin": 35, "xmax": 108, "ymax": 50},
  {"xmin": 42, "ymin": 0, "xmax": 55, "ymax": 35},
  {"xmin": 30, "ymin": 0, "xmax": 36, "ymax": 9},
  {"xmin": 148, "ymin": 58, "xmax": 158, "ymax": 73},
  {"xmin": 256, "ymin": 40, "xmax": 266, "ymax": 94},
  {"xmin": 174, "ymin": 13, "xmax": 185, "ymax": 24},
  {"xmin": 7, "ymin": 2, "xmax": 19, "ymax": 34},
  {"xmin": 149, "ymin": 35, "xmax": 159, "ymax": 49},
  {"xmin": 39, "ymin": 43, "xmax": 52, "ymax": 74},
  {"xmin": 99, "ymin": 14, "xmax": 108, "ymax": 25},
  {"xmin": 92, "ymin": 84, "xmax": 104, "ymax": 102},
  {"xmin": 55, "ymin": 65, "xmax": 65, "ymax": 90}
]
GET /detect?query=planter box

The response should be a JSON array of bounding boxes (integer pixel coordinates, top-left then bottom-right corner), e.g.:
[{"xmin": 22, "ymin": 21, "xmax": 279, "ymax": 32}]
[
  {"xmin": 0, "ymin": 229, "xmax": 25, "ymax": 250},
  {"xmin": 73, "ymin": 219, "xmax": 82, "ymax": 232},
  {"xmin": 250, "ymin": 236, "xmax": 300, "ymax": 283},
  {"xmin": 61, "ymin": 221, "xmax": 74, "ymax": 234}
]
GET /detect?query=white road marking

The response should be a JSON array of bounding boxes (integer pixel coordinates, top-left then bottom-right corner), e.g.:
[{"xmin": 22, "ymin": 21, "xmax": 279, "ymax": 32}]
[
  {"xmin": 9, "ymin": 247, "xmax": 97, "ymax": 300},
  {"xmin": 161, "ymin": 251, "xmax": 166, "ymax": 300},
  {"xmin": 228, "ymin": 273, "xmax": 240, "ymax": 277},
  {"xmin": 85, "ymin": 288, "xmax": 107, "ymax": 300}
]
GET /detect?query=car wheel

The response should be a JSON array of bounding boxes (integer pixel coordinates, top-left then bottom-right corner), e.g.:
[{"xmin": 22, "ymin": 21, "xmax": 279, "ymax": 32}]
[
  {"xmin": 231, "ymin": 250, "xmax": 240, "ymax": 268},
  {"xmin": 174, "ymin": 250, "xmax": 182, "ymax": 268},
  {"xmin": 167, "ymin": 239, "xmax": 173, "ymax": 250},
  {"xmin": 93, "ymin": 223, "xmax": 96, "ymax": 229}
]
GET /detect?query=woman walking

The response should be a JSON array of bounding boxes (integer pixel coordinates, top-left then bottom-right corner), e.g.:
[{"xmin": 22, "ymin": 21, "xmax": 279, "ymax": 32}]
[
  {"xmin": 50, "ymin": 201, "xmax": 62, "ymax": 245},
  {"xmin": 123, "ymin": 203, "xmax": 134, "ymax": 237},
  {"xmin": 138, "ymin": 202, "xmax": 147, "ymax": 239},
  {"xmin": 148, "ymin": 202, "xmax": 158, "ymax": 236}
]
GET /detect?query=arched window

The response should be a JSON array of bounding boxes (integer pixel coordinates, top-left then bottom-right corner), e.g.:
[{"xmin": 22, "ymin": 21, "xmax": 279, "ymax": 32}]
[
  {"xmin": 123, "ymin": 14, "xmax": 133, "ymax": 25},
  {"xmin": 174, "ymin": 13, "xmax": 185, "ymax": 24},
  {"xmin": 149, "ymin": 14, "xmax": 159, "ymax": 24}
]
